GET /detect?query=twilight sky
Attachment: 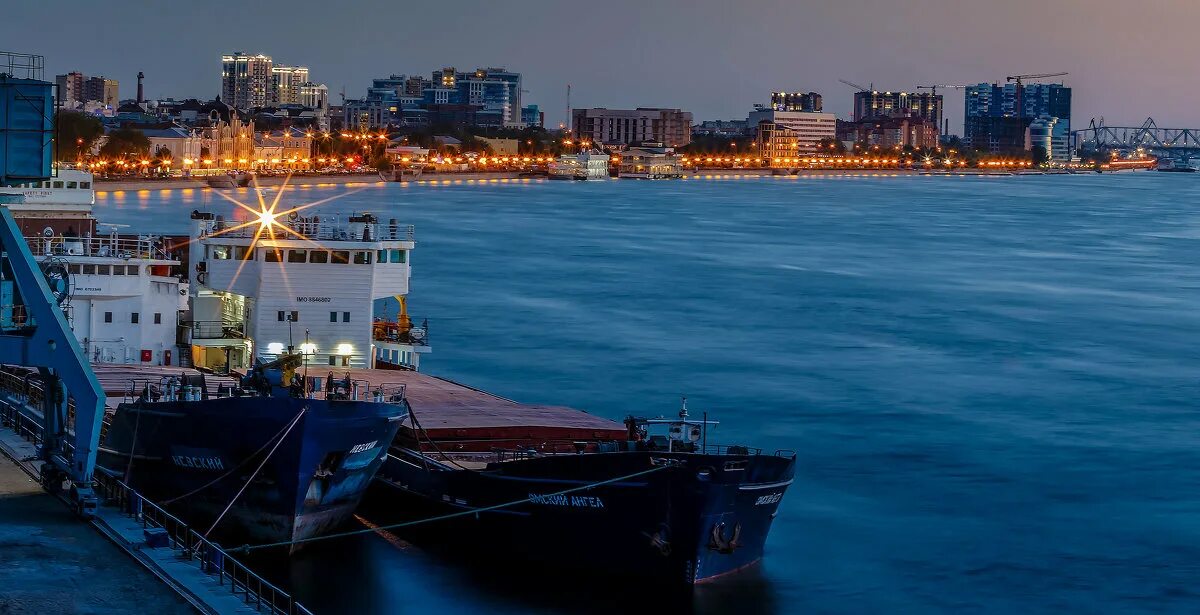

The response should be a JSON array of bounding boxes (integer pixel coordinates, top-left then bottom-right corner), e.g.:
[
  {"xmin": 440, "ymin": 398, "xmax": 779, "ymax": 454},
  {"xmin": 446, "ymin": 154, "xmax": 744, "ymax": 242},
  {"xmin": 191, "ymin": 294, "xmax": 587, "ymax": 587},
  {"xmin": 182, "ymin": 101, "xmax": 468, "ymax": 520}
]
[{"xmin": 6, "ymin": 0, "xmax": 1197, "ymax": 131}]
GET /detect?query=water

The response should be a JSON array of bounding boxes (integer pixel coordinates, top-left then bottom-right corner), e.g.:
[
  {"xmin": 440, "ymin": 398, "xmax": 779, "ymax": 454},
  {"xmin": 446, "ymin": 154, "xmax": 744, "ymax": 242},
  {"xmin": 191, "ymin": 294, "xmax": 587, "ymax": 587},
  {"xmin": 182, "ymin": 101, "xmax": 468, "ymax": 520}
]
[{"xmin": 97, "ymin": 174, "xmax": 1200, "ymax": 613}]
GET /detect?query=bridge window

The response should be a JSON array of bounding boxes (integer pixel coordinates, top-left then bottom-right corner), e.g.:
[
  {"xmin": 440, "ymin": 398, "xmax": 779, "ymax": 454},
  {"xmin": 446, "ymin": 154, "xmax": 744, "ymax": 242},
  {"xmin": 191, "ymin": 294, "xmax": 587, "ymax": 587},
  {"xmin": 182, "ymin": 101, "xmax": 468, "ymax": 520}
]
[
  {"xmin": 67, "ymin": 181, "xmax": 78, "ymax": 189},
  {"xmin": 377, "ymin": 250, "xmax": 386, "ymax": 265},
  {"xmin": 263, "ymin": 248, "xmax": 283, "ymax": 262},
  {"xmin": 82, "ymin": 264, "xmax": 95, "ymax": 274},
  {"xmin": 288, "ymin": 249, "xmax": 307, "ymax": 263},
  {"xmin": 113, "ymin": 265, "xmax": 125, "ymax": 275},
  {"xmin": 390, "ymin": 249, "xmax": 406, "ymax": 263},
  {"xmin": 96, "ymin": 265, "xmax": 110, "ymax": 275},
  {"xmin": 331, "ymin": 251, "xmax": 349, "ymax": 264},
  {"xmin": 353, "ymin": 251, "xmax": 372, "ymax": 265},
  {"xmin": 53, "ymin": 181, "xmax": 64, "ymax": 188},
  {"xmin": 80, "ymin": 181, "xmax": 91, "ymax": 189},
  {"xmin": 310, "ymin": 251, "xmax": 329, "ymax": 264},
  {"xmin": 211, "ymin": 245, "xmax": 231, "ymax": 260},
  {"xmin": 234, "ymin": 246, "xmax": 250, "ymax": 260}
]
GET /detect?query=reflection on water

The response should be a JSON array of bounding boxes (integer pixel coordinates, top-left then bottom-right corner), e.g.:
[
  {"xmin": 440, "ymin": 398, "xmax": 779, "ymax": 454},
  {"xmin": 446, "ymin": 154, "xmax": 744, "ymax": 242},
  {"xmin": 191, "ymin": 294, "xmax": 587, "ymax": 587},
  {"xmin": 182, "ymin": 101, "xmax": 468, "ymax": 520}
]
[{"xmin": 99, "ymin": 174, "xmax": 1200, "ymax": 613}]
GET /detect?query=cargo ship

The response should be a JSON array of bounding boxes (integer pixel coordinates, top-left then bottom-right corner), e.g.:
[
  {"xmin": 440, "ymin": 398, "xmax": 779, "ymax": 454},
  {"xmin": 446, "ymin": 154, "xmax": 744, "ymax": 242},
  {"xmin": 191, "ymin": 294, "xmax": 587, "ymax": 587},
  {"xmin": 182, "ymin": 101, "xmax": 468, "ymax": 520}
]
[
  {"xmin": 363, "ymin": 371, "xmax": 796, "ymax": 584},
  {"xmin": 97, "ymin": 354, "xmax": 407, "ymax": 545}
]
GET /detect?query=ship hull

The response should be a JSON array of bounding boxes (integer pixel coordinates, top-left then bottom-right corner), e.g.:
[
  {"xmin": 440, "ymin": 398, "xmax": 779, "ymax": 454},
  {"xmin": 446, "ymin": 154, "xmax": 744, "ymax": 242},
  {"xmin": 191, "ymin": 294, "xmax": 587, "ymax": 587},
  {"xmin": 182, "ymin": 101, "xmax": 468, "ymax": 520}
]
[
  {"xmin": 98, "ymin": 395, "xmax": 404, "ymax": 546},
  {"xmin": 368, "ymin": 449, "xmax": 795, "ymax": 584}
]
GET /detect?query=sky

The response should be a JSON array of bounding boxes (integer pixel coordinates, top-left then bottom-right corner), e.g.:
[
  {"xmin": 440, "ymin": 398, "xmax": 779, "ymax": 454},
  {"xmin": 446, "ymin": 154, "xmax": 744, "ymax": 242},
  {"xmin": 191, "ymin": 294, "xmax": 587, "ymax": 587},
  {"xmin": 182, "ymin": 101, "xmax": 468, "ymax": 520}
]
[{"xmin": 5, "ymin": 0, "xmax": 1198, "ymax": 132}]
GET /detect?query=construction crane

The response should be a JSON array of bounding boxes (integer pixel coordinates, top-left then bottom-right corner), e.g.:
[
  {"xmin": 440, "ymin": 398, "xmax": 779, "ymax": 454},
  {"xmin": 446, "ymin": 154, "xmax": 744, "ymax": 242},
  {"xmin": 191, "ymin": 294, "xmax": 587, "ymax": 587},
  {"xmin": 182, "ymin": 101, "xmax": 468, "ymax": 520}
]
[
  {"xmin": 839, "ymin": 79, "xmax": 871, "ymax": 92},
  {"xmin": 916, "ymin": 84, "xmax": 971, "ymax": 97},
  {"xmin": 1006, "ymin": 72, "xmax": 1068, "ymax": 116}
]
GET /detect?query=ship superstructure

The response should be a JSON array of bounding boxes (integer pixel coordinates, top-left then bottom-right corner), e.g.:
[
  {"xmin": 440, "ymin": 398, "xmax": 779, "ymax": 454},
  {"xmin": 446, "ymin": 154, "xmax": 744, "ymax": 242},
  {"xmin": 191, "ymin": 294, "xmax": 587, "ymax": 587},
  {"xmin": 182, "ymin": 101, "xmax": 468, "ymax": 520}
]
[
  {"xmin": 2, "ymin": 169, "xmax": 186, "ymax": 366},
  {"xmin": 186, "ymin": 211, "xmax": 426, "ymax": 372}
]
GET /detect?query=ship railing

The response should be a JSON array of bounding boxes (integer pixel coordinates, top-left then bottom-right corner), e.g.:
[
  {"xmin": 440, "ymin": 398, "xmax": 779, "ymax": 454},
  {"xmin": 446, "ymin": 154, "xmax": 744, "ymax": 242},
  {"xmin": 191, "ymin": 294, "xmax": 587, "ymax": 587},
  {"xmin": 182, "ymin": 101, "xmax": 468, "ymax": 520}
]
[
  {"xmin": 312, "ymin": 378, "xmax": 406, "ymax": 404},
  {"xmin": 371, "ymin": 323, "xmax": 430, "ymax": 347},
  {"xmin": 185, "ymin": 320, "xmax": 246, "ymax": 340},
  {"xmin": 92, "ymin": 473, "xmax": 314, "ymax": 615},
  {"xmin": 203, "ymin": 215, "xmax": 414, "ymax": 243},
  {"xmin": 24, "ymin": 234, "xmax": 175, "ymax": 261}
]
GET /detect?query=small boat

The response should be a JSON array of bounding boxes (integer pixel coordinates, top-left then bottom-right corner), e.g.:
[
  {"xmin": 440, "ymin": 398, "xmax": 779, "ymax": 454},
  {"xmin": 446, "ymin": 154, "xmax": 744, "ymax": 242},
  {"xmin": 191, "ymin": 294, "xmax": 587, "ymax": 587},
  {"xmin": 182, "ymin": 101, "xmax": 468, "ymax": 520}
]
[
  {"xmin": 379, "ymin": 164, "xmax": 426, "ymax": 183},
  {"xmin": 98, "ymin": 354, "xmax": 407, "ymax": 547},
  {"xmin": 206, "ymin": 172, "xmax": 253, "ymax": 189},
  {"xmin": 1156, "ymin": 158, "xmax": 1198, "ymax": 173}
]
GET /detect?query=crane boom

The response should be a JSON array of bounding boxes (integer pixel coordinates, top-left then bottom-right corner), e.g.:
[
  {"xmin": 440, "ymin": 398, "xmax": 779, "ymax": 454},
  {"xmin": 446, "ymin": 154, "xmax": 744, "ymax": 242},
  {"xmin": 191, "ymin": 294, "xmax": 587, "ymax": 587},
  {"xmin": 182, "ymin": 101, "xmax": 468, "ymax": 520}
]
[
  {"xmin": 839, "ymin": 79, "xmax": 870, "ymax": 92},
  {"xmin": 1006, "ymin": 72, "xmax": 1068, "ymax": 82}
]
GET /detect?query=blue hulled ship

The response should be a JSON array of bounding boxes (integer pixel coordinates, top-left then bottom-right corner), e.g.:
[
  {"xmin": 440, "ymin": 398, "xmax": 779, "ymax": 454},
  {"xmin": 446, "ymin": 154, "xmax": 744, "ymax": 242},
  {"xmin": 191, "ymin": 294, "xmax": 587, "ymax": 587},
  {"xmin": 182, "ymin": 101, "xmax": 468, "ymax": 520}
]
[
  {"xmin": 366, "ymin": 389, "xmax": 796, "ymax": 585},
  {"xmin": 97, "ymin": 354, "xmax": 407, "ymax": 546}
]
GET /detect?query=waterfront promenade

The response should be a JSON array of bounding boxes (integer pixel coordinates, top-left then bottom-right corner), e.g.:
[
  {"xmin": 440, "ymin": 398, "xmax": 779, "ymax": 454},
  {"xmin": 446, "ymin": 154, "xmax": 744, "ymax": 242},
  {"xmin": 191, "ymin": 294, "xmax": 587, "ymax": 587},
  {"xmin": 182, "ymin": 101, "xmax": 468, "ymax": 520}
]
[{"xmin": 88, "ymin": 167, "xmax": 1041, "ymax": 192}]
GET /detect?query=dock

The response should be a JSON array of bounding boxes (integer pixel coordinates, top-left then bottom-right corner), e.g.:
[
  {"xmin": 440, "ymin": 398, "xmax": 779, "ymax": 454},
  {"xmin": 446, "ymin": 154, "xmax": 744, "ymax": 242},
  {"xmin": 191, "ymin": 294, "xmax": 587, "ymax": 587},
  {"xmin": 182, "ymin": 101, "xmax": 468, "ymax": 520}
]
[{"xmin": 0, "ymin": 395, "xmax": 313, "ymax": 615}]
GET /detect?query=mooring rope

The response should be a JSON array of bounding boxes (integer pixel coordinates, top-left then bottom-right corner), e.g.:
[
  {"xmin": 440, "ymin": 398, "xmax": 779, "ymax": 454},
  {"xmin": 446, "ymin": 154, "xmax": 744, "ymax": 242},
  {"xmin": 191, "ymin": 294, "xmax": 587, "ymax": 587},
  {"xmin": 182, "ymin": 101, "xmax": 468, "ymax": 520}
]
[
  {"xmin": 161, "ymin": 406, "xmax": 306, "ymax": 505},
  {"xmin": 232, "ymin": 462, "xmax": 674, "ymax": 554},
  {"xmin": 204, "ymin": 407, "xmax": 307, "ymax": 538}
]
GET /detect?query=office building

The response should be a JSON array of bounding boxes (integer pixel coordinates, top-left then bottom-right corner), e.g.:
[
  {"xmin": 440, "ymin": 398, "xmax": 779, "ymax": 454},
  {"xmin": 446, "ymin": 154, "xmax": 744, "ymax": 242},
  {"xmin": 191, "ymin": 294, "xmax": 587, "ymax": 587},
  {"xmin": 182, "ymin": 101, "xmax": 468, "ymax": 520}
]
[
  {"xmin": 221, "ymin": 52, "xmax": 273, "ymax": 109},
  {"xmin": 746, "ymin": 107, "xmax": 835, "ymax": 153},
  {"xmin": 270, "ymin": 66, "xmax": 309, "ymax": 105},
  {"xmin": 964, "ymin": 82, "xmax": 1071, "ymax": 153},
  {"xmin": 572, "ymin": 108, "xmax": 693, "ymax": 148},
  {"xmin": 344, "ymin": 67, "xmax": 529, "ymax": 130}
]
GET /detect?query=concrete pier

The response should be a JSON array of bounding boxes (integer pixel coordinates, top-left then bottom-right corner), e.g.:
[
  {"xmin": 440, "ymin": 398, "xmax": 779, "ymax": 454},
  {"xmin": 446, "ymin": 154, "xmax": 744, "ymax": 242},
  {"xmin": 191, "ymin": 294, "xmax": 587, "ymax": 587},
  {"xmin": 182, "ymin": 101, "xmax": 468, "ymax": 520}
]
[{"xmin": 0, "ymin": 452, "xmax": 195, "ymax": 614}]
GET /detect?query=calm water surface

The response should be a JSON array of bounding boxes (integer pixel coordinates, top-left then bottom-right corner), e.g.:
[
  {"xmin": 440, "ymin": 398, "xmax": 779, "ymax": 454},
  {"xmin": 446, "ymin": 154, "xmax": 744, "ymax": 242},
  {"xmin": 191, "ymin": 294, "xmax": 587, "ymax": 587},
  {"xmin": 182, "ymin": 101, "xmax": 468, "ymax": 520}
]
[{"xmin": 97, "ymin": 173, "xmax": 1200, "ymax": 613}]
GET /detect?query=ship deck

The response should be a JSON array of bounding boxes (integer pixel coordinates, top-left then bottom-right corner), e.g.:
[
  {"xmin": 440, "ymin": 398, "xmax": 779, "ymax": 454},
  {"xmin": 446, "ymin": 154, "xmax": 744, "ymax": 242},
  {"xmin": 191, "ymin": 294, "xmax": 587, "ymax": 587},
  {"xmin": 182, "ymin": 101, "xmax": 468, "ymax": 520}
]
[{"xmin": 86, "ymin": 364, "xmax": 626, "ymax": 443}]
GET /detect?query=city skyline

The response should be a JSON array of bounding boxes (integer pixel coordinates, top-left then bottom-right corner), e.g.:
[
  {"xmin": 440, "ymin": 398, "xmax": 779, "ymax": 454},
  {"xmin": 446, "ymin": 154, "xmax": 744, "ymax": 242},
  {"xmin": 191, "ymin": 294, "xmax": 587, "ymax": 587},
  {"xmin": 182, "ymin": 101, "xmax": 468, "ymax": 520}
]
[{"xmin": 5, "ymin": 0, "xmax": 1197, "ymax": 131}]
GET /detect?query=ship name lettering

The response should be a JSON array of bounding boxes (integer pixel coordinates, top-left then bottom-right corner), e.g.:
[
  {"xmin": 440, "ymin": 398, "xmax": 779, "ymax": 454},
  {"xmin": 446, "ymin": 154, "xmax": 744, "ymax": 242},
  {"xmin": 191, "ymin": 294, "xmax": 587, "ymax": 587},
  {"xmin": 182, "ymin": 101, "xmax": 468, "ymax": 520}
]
[
  {"xmin": 172, "ymin": 455, "xmax": 225, "ymax": 470},
  {"xmin": 754, "ymin": 493, "xmax": 783, "ymax": 506},
  {"xmin": 527, "ymin": 493, "xmax": 604, "ymax": 508},
  {"xmin": 348, "ymin": 440, "xmax": 378, "ymax": 454}
]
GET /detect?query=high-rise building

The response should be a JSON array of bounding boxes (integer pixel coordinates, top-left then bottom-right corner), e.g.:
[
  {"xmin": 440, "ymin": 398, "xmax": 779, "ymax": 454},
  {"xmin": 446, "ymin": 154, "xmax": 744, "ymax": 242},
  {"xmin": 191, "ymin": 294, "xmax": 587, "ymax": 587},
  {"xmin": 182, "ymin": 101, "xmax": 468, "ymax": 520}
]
[
  {"xmin": 964, "ymin": 82, "xmax": 1071, "ymax": 154},
  {"xmin": 572, "ymin": 108, "xmax": 693, "ymax": 148},
  {"xmin": 852, "ymin": 90, "xmax": 942, "ymax": 125},
  {"xmin": 221, "ymin": 52, "xmax": 273, "ymax": 109},
  {"xmin": 298, "ymin": 82, "xmax": 329, "ymax": 110},
  {"xmin": 55, "ymin": 72, "xmax": 119, "ymax": 107},
  {"xmin": 83, "ymin": 76, "xmax": 119, "ymax": 107},
  {"xmin": 55, "ymin": 72, "xmax": 84, "ymax": 105},
  {"xmin": 344, "ymin": 67, "xmax": 529, "ymax": 130},
  {"xmin": 270, "ymin": 66, "xmax": 309, "ymax": 105}
]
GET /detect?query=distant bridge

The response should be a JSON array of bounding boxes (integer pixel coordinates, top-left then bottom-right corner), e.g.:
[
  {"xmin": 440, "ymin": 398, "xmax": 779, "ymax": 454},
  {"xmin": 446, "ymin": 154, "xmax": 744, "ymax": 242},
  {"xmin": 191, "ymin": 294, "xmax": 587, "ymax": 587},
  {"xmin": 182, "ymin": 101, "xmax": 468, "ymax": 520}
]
[{"xmin": 1071, "ymin": 118, "xmax": 1200, "ymax": 157}]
